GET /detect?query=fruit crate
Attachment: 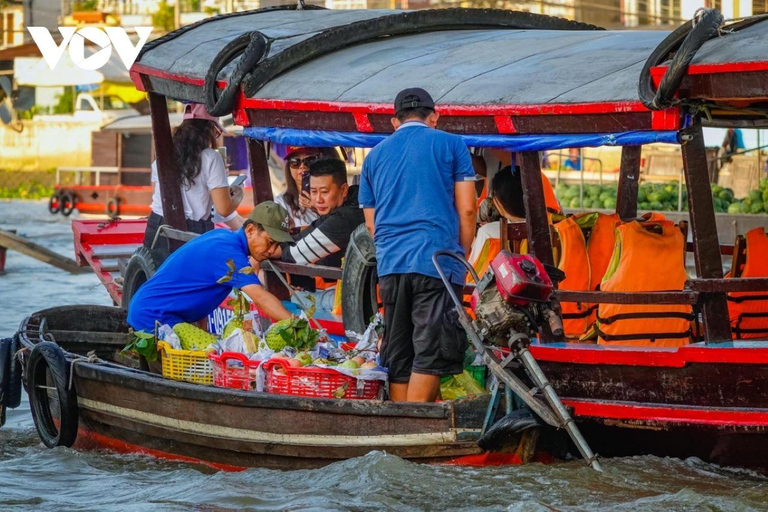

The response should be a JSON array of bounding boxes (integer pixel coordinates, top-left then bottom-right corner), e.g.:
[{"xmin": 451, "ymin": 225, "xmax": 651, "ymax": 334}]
[
  {"xmin": 158, "ymin": 341, "xmax": 213, "ymax": 385},
  {"xmin": 466, "ymin": 365, "xmax": 487, "ymax": 389},
  {"xmin": 209, "ymin": 352, "xmax": 261, "ymax": 391},
  {"xmin": 263, "ymin": 359, "xmax": 381, "ymax": 400}
]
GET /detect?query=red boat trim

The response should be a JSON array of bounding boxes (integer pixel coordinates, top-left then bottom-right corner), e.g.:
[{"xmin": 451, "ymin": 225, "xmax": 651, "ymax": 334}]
[
  {"xmin": 565, "ymin": 399, "xmax": 768, "ymax": 427},
  {"xmin": 530, "ymin": 343, "xmax": 768, "ymax": 368},
  {"xmin": 651, "ymin": 60, "xmax": 768, "ymax": 79},
  {"xmin": 239, "ymin": 97, "xmax": 655, "ymax": 117},
  {"xmin": 131, "ymin": 63, "xmax": 226, "ymax": 91},
  {"xmin": 75, "ymin": 427, "xmax": 248, "ymax": 472}
]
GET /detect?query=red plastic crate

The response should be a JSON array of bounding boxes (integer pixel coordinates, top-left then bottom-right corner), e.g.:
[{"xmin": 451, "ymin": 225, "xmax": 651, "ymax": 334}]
[
  {"xmin": 263, "ymin": 359, "xmax": 381, "ymax": 400},
  {"xmin": 209, "ymin": 352, "xmax": 262, "ymax": 391}
]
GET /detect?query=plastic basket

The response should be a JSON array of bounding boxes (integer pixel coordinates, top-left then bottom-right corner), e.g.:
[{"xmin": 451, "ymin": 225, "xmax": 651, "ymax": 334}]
[
  {"xmin": 466, "ymin": 365, "xmax": 487, "ymax": 389},
  {"xmin": 158, "ymin": 341, "xmax": 213, "ymax": 385},
  {"xmin": 263, "ymin": 359, "xmax": 381, "ymax": 400},
  {"xmin": 209, "ymin": 352, "xmax": 261, "ymax": 391}
]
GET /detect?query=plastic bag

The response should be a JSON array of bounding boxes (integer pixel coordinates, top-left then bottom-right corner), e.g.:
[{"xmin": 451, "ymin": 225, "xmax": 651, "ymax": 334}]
[
  {"xmin": 158, "ymin": 324, "xmax": 181, "ymax": 350},
  {"xmin": 345, "ymin": 312, "xmax": 383, "ymax": 352},
  {"xmin": 440, "ymin": 370, "xmax": 486, "ymax": 400}
]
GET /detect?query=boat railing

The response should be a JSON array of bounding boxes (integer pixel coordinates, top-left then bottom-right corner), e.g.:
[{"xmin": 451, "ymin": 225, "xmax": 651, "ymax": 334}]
[{"xmin": 56, "ymin": 166, "xmax": 120, "ymax": 187}]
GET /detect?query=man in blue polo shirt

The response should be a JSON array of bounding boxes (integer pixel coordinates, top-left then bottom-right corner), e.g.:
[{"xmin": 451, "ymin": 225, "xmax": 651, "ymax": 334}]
[
  {"xmin": 359, "ymin": 88, "xmax": 477, "ymax": 402},
  {"xmin": 127, "ymin": 201, "xmax": 295, "ymax": 332}
]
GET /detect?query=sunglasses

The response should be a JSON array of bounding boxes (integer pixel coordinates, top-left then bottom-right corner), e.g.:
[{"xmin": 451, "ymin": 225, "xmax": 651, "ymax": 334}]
[{"xmin": 288, "ymin": 155, "xmax": 320, "ymax": 168}]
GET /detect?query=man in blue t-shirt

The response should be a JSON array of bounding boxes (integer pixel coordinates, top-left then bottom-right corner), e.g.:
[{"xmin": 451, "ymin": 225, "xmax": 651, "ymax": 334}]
[
  {"xmin": 127, "ymin": 201, "xmax": 295, "ymax": 332},
  {"xmin": 359, "ymin": 88, "xmax": 477, "ymax": 402}
]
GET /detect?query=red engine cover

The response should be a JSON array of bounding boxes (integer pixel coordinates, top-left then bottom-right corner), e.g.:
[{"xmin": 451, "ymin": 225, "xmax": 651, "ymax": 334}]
[{"xmin": 490, "ymin": 250, "xmax": 554, "ymax": 305}]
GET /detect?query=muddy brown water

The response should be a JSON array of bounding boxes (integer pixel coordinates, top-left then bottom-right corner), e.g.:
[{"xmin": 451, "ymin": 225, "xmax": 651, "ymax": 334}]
[{"xmin": 1, "ymin": 200, "xmax": 766, "ymax": 512}]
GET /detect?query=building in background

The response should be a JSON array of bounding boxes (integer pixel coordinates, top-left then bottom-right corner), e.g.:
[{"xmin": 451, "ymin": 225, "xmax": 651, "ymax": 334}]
[{"xmin": 0, "ymin": 0, "xmax": 24, "ymax": 49}]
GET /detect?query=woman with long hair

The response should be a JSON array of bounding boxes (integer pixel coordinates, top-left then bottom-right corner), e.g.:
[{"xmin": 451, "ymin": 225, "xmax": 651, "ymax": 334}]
[
  {"xmin": 143, "ymin": 103, "xmax": 243, "ymax": 249},
  {"xmin": 274, "ymin": 147, "xmax": 323, "ymax": 230}
]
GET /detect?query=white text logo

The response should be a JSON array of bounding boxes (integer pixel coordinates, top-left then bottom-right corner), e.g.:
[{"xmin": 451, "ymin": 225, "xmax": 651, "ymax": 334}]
[{"xmin": 28, "ymin": 27, "xmax": 153, "ymax": 70}]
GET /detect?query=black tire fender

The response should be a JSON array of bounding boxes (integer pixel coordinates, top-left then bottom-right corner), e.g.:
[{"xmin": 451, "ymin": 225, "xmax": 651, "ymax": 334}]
[
  {"xmin": 638, "ymin": 8, "xmax": 723, "ymax": 110},
  {"xmin": 47, "ymin": 192, "xmax": 61, "ymax": 215},
  {"xmin": 0, "ymin": 338, "xmax": 10, "ymax": 412},
  {"xmin": 6, "ymin": 335, "xmax": 22, "ymax": 409},
  {"xmin": 341, "ymin": 224, "xmax": 378, "ymax": 334},
  {"xmin": 106, "ymin": 197, "xmax": 121, "ymax": 219},
  {"xmin": 122, "ymin": 246, "xmax": 158, "ymax": 310},
  {"xmin": 27, "ymin": 342, "xmax": 79, "ymax": 448},
  {"xmin": 59, "ymin": 191, "xmax": 76, "ymax": 217},
  {"xmin": 204, "ymin": 31, "xmax": 269, "ymax": 117}
]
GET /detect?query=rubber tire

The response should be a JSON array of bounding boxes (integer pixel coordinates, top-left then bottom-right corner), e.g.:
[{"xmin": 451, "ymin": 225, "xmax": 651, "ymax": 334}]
[
  {"xmin": 638, "ymin": 8, "xmax": 722, "ymax": 110},
  {"xmin": 47, "ymin": 192, "xmax": 61, "ymax": 215},
  {"xmin": 6, "ymin": 335, "xmax": 22, "ymax": 409},
  {"xmin": 0, "ymin": 338, "xmax": 10, "ymax": 409},
  {"xmin": 59, "ymin": 191, "xmax": 76, "ymax": 217},
  {"xmin": 106, "ymin": 197, "xmax": 121, "ymax": 219},
  {"xmin": 477, "ymin": 408, "xmax": 543, "ymax": 452},
  {"xmin": 27, "ymin": 342, "xmax": 79, "ymax": 448},
  {"xmin": 204, "ymin": 31, "xmax": 269, "ymax": 117},
  {"xmin": 122, "ymin": 246, "xmax": 158, "ymax": 311},
  {"xmin": 341, "ymin": 224, "xmax": 378, "ymax": 334}
]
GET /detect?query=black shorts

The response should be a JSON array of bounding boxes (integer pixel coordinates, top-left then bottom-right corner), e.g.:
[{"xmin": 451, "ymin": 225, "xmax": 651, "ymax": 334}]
[{"xmin": 379, "ymin": 273, "xmax": 468, "ymax": 383}]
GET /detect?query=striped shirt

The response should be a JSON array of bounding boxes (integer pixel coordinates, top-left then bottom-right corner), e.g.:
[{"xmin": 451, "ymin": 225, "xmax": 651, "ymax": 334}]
[{"xmin": 280, "ymin": 186, "xmax": 364, "ymax": 268}]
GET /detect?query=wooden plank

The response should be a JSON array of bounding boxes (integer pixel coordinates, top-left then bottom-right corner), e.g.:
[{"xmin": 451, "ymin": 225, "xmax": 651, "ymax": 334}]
[
  {"xmin": 268, "ymin": 261, "xmax": 343, "ymax": 281},
  {"xmin": 0, "ymin": 229, "xmax": 87, "ymax": 274},
  {"xmin": 47, "ymin": 330, "xmax": 132, "ymax": 345},
  {"xmin": 520, "ymin": 152, "xmax": 554, "ymax": 266},
  {"xmin": 680, "ymin": 119, "xmax": 732, "ymax": 342},
  {"xmin": 246, "ymin": 139, "xmax": 274, "ymax": 204},
  {"xmin": 556, "ymin": 290, "xmax": 698, "ymax": 305},
  {"xmin": 246, "ymin": 138, "xmax": 287, "ymax": 299},
  {"xmin": 73, "ymin": 362, "xmax": 451, "ymax": 419},
  {"xmin": 147, "ymin": 91, "xmax": 186, "ymax": 236},
  {"xmin": 616, "ymin": 146, "xmax": 641, "ymax": 221},
  {"xmin": 520, "ymin": 151, "xmax": 558, "ymax": 342},
  {"xmin": 686, "ymin": 278, "xmax": 768, "ymax": 294}
]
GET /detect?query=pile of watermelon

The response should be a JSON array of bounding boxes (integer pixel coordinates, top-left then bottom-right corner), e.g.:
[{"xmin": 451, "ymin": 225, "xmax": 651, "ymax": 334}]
[
  {"xmin": 554, "ymin": 179, "xmax": 768, "ymax": 215},
  {"xmin": 725, "ymin": 179, "xmax": 768, "ymax": 214}
]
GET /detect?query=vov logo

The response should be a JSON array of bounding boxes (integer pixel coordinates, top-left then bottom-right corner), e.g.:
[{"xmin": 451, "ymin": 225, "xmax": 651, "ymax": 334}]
[{"xmin": 28, "ymin": 27, "xmax": 153, "ymax": 71}]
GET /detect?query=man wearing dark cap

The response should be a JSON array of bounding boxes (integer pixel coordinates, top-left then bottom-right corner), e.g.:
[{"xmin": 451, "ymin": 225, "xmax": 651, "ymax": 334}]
[
  {"xmin": 359, "ymin": 88, "xmax": 477, "ymax": 402},
  {"xmin": 127, "ymin": 201, "xmax": 295, "ymax": 332}
]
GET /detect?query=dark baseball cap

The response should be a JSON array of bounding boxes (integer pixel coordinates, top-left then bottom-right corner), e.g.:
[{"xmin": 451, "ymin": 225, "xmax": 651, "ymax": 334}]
[
  {"xmin": 394, "ymin": 88, "xmax": 435, "ymax": 114},
  {"xmin": 247, "ymin": 201, "xmax": 293, "ymax": 243}
]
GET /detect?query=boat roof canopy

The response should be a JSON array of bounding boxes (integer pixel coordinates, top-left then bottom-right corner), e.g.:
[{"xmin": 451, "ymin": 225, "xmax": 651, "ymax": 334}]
[{"xmin": 131, "ymin": 8, "xmax": 768, "ymax": 147}]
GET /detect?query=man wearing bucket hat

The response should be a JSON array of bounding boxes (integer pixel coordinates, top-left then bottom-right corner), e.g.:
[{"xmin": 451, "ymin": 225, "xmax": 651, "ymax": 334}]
[
  {"xmin": 359, "ymin": 88, "xmax": 477, "ymax": 402},
  {"xmin": 127, "ymin": 201, "xmax": 295, "ymax": 333}
]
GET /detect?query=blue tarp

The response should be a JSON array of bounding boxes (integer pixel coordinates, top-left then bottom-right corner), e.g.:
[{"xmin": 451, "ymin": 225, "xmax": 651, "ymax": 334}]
[{"xmin": 244, "ymin": 127, "xmax": 681, "ymax": 151}]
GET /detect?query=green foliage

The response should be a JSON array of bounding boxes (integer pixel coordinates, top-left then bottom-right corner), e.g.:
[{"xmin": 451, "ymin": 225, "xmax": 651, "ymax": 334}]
[
  {"xmin": 53, "ymin": 88, "xmax": 74, "ymax": 114},
  {"xmin": 73, "ymin": 0, "xmax": 99, "ymax": 10},
  {"xmin": 152, "ymin": 0, "xmax": 175, "ymax": 32},
  {"xmin": 0, "ymin": 181, "xmax": 55, "ymax": 200},
  {"xmin": 265, "ymin": 318, "xmax": 319, "ymax": 352},
  {"xmin": 122, "ymin": 330, "xmax": 158, "ymax": 362}
]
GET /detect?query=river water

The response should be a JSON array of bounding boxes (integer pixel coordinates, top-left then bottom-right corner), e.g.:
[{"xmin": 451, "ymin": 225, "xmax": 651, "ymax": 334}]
[{"xmin": 1, "ymin": 200, "xmax": 766, "ymax": 511}]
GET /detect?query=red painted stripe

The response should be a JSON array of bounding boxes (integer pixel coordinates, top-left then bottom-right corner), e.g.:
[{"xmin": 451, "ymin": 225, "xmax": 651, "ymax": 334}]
[
  {"xmin": 530, "ymin": 343, "xmax": 768, "ymax": 368},
  {"xmin": 66, "ymin": 185, "xmax": 153, "ymax": 192},
  {"xmin": 494, "ymin": 115, "xmax": 517, "ymax": 134},
  {"xmin": 565, "ymin": 399, "xmax": 768, "ymax": 427},
  {"xmin": 652, "ymin": 60, "xmax": 768, "ymax": 79},
  {"xmin": 240, "ymin": 97, "xmax": 655, "ymax": 117},
  {"xmin": 75, "ymin": 427, "xmax": 247, "ymax": 472},
  {"xmin": 353, "ymin": 112, "xmax": 374, "ymax": 133},
  {"xmin": 130, "ymin": 63, "xmax": 227, "ymax": 92}
]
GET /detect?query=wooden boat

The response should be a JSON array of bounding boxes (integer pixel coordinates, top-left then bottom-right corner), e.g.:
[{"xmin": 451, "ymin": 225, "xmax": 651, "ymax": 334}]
[{"xmin": 9, "ymin": 7, "xmax": 768, "ymax": 471}]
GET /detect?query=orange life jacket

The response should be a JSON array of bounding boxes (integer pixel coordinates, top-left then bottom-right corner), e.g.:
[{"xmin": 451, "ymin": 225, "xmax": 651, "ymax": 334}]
[
  {"xmin": 597, "ymin": 221, "xmax": 693, "ymax": 347},
  {"xmin": 554, "ymin": 217, "xmax": 592, "ymax": 338},
  {"xmin": 728, "ymin": 227, "xmax": 768, "ymax": 339},
  {"xmin": 584, "ymin": 213, "xmax": 620, "ymax": 292},
  {"xmin": 542, "ymin": 174, "xmax": 562, "ymax": 214}
]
